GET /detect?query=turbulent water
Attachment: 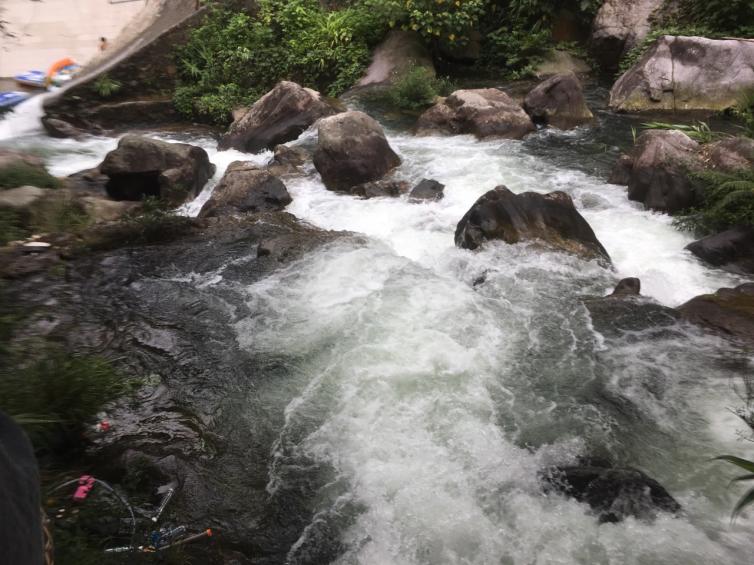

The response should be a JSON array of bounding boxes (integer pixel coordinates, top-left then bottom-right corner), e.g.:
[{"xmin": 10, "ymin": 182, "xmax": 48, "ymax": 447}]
[{"xmin": 2, "ymin": 94, "xmax": 754, "ymax": 564}]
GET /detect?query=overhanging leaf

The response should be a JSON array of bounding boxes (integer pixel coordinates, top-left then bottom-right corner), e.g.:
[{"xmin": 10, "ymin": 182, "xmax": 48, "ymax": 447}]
[{"xmin": 713, "ymin": 455, "xmax": 754, "ymax": 474}]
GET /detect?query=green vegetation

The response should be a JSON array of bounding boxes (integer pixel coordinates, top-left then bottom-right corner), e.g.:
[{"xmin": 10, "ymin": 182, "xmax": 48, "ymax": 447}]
[
  {"xmin": 674, "ymin": 169, "xmax": 754, "ymax": 234},
  {"xmin": 641, "ymin": 120, "xmax": 724, "ymax": 144},
  {"xmin": 375, "ymin": 66, "xmax": 454, "ymax": 111},
  {"xmin": 0, "ymin": 194, "xmax": 91, "ymax": 246},
  {"xmin": 733, "ymin": 91, "xmax": 754, "ymax": 139},
  {"xmin": 0, "ymin": 207, "xmax": 26, "ymax": 245},
  {"xmin": 713, "ymin": 455, "xmax": 754, "ymax": 520},
  {"xmin": 93, "ymin": 74, "xmax": 122, "ymax": 98},
  {"xmin": 0, "ymin": 161, "xmax": 60, "ymax": 189}
]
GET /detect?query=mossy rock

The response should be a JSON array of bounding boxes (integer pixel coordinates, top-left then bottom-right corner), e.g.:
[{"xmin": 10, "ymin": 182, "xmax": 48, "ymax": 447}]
[{"xmin": 0, "ymin": 150, "xmax": 60, "ymax": 190}]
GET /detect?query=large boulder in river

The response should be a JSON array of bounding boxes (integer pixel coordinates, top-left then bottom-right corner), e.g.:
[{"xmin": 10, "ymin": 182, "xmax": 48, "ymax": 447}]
[
  {"xmin": 610, "ymin": 36, "xmax": 754, "ymax": 112},
  {"xmin": 455, "ymin": 186, "xmax": 610, "ymax": 261},
  {"xmin": 313, "ymin": 111, "xmax": 401, "ymax": 192},
  {"xmin": 625, "ymin": 130, "xmax": 701, "ymax": 213},
  {"xmin": 686, "ymin": 226, "xmax": 754, "ymax": 275},
  {"xmin": 678, "ymin": 283, "xmax": 754, "ymax": 346},
  {"xmin": 99, "ymin": 136, "xmax": 215, "ymax": 207},
  {"xmin": 416, "ymin": 89, "xmax": 535, "ymax": 140},
  {"xmin": 704, "ymin": 137, "xmax": 754, "ymax": 173},
  {"xmin": 589, "ymin": 0, "xmax": 665, "ymax": 72},
  {"xmin": 219, "ymin": 81, "xmax": 340, "ymax": 153},
  {"xmin": 543, "ymin": 459, "xmax": 681, "ymax": 523},
  {"xmin": 199, "ymin": 161, "xmax": 291, "ymax": 218},
  {"xmin": 356, "ymin": 30, "xmax": 434, "ymax": 88},
  {"xmin": 523, "ymin": 72, "xmax": 593, "ymax": 129}
]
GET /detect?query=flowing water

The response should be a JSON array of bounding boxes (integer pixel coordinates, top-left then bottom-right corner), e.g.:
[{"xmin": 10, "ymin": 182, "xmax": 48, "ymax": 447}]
[{"xmin": 2, "ymin": 95, "xmax": 754, "ymax": 564}]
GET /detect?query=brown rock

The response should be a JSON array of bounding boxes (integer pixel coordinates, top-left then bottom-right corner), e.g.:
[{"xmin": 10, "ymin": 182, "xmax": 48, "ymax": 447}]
[
  {"xmin": 523, "ymin": 72, "xmax": 593, "ymax": 129},
  {"xmin": 678, "ymin": 283, "xmax": 754, "ymax": 346}
]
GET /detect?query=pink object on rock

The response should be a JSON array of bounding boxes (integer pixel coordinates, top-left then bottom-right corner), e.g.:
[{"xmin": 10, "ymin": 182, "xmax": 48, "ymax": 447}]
[{"xmin": 73, "ymin": 475, "xmax": 95, "ymax": 502}]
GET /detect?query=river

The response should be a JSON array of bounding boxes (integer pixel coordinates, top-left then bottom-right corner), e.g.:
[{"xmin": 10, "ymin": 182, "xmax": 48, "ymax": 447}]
[{"xmin": 1, "ymin": 92, "xmax": 753, "ymax": 564}]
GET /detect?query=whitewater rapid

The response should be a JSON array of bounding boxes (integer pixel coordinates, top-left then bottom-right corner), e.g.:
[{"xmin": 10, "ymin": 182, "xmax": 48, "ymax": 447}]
[{"xmin": 2, "ymin": 97, "xmax": 752, "ymax": 564}]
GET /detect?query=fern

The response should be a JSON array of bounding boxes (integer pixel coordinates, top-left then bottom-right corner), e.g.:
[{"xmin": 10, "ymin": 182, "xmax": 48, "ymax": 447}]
[{"xmin": 674, "ymin": 169, "xmax": 754, "ymax": 234}]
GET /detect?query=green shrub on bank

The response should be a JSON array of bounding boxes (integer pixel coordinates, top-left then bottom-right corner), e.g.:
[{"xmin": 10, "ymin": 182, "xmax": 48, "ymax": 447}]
[
  {"xmin": 674, "ymin": 169, "xmax": 754, "ymax": 234},
  {"xmin": 0, "ymin": 349, "xmax": 126, "ymax": 452},
  {"xmin": 0, "ymin": 162, "xmax": 60, "ymax": 190},
  {"xmin": 372, "ymin": 66, "xmax": 454, "ymax": 111},
  {"xmin": 0, "ymin": 207, "xmax": 26, "ymax": 245}
]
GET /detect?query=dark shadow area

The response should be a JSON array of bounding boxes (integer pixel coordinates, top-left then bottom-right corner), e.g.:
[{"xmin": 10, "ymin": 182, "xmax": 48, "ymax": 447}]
[{"xmin": 106, "ymin": 171, "xmax": 161, "ymax": 201}]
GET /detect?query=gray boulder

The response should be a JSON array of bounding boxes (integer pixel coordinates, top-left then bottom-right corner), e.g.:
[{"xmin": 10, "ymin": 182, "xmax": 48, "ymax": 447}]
[
  {"xmin": 705, "ymin": 137, "xmax": 754, "ymax": 173},
  {"xmin": 590, "ymin": 0, "xmax": 665, "ymax": 72},
  {"xmin": 313, "ymin": 111, "xmax": 401, "ymax": 192},
  {"xmin": 686, "ymin": 226, "xmax": 754, "ymax": 275},
  {"xmin": 416, "ymin": 89, "xmax": 535, "ymax": 139},
  {"xmin": 523, "ymin": 72, "xmax": 593, "ymax": 129},
  {"xmin": 409, "ymin": 179, "xmax": 445, "ymax": 202},
  {"xmin": 610, "ymin": 36, "xmax": 754, "ymax": 112},
  {"xmin": 199, "ymin": 161, "xmax": 291, "ymax": 218},
  {"xmin": 219, "ymin": 81, "xmax": 340, "ymax": 153},
  {"xmin": 455, "ymin": 186, "xmax": 610, "ymax": 261},
  {"xmin": 356, "ymin": 30, "xmax": 434, "ymax": 87},
  {"xmin": 609, "ymin": 154, "xmax": 634, "ymax": 185},
  {"xmin": 626, "ymin": 130, "xmax": 701, "ymax": 213},
  {"xmin": 265, "ymin": 145, "xmax": 310, "ymax": 177},
  {"xmin": 99, "ymin": 135, "xmax": 215, "ymax": 206}
]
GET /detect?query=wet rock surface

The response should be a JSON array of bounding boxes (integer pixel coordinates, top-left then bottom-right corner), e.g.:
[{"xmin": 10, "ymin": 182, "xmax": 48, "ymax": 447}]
[
  {"xmin": 523, "ymin": 72, "xmax": 593, "ymax": 129},
  {"xmin": 199, "ymin": 161, "xmax": 291, "ymax": 218},
  {"xmin": 409, "ymin": 179, "xmax": 445, "ymax": 202},
  {"xmin": 678, "ymin": 283, "xmax": 754, "ymax": 346},
  {"xmin": 313, "ymin": 111, "xmax": 401, "ymax": 192},
  {"xmin": 416, "ymin": 89, "xmax": 535, "ymax": 139},
  {"xmin": 3, "ymin": 212, "xmax": 355, "ymax": 562},
  {"xmin": 455, "ymin": 186, "xmax": 610, "ymax": 261},
  {"xmin": 99, "ymin": 135, "xmax": 215, "ymax": 206},
  {"xmin": 686, "ymin": 226, "xmax": 754, "ymax": 276},
  {"xmin": 219, "ymin": 81, "xmax": 340, "ymax": 153},
  {"xmin": 350, "ymin": 179, "xmax": 409, "ymax": 199},
  {"xmin": 542, "ymin": 458, "xmax": 681, "ymax": 523}
]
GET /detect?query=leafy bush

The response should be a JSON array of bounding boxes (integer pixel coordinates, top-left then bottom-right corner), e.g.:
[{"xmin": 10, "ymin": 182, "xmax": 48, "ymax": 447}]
[
  {"xmin": 29, "ymin": 193, "xmax": 91, "ymax": 235},
  {"xmin": 733, "ymin": 90, "xmax": 754, "ymax": 139},
  {"xmin": 0, "ymin": 207, "xmax": 26, "ymax": 245},
  {"xmin": 378, "ymin": 66, "xmax": 454, "ymax": 111},
  {"xmin": 673, "ymin": 169, "xmax": 754, "ymax": 234},
  {"xmin": 93, "ymin": 74, "xmax": 122, "ymax": 98},
  {"xmin": 683, "ymin": 0, "xmax": 754, "ymax": 36},
  {"xmin": 0, "ymin": 349, "xmax": 126, "ymax": 452},
  {"xmin": 175, "ymin": 0, "xmax": 384, "ymax": 124},
  {"xmin": 0, "ymin": 162, "xmax": 60, "ymax": 190},
  {"xmin": 479, "ymin": 24, "xmax": 551, "ymax": 79}
]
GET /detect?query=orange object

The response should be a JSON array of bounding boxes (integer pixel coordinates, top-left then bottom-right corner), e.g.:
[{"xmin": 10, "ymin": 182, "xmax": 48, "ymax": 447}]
[{"xmin": 46, "ymin": 57, "xmax": 75, "ymax": 80}]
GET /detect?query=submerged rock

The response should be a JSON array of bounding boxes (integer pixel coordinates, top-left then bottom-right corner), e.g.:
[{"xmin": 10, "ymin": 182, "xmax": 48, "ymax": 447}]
[
  {"xmin": 523, "ymin": 72, "xmax": 593, "ymax": 129},
  {"xmin": 350, "ymin": 179, "xmax": 409, "ymax": 199},
  {"xmin": 99, "ymin": 135, "xmax": 215, "ymax": 206},
  {"xmin": 686, "ymin": 226, "xmax": 754, "ymax": 276},
  {"xmin": 589, "ymin": 0, "xmax": 665, "ymax": 72},
  {"xmin": 625, "ymin": 130, "xmax": 701, "ymax": 213},
  {"xmin": 219, "ymin": 81, "xmax": 340, "ymax": 153},
  {"xmin": 409, "ymin": 179, "xmax": 445, "ymax": 202},
  {"xmin": 198, "ymin": 161, "xmax": 291, "ymax": 218},
  {"xmin": 313, "ymin": 111, "xmax": 401, "ymax": 192},
  {"xmin": 678, "ymin": 283, "xmax": 754, "ymax": 346},
  {"xmin": 266, "ymin": 145, "xmax": 310, "ymax": 177},
  {"xmin": 455, "ymin": 186, "xmax": 610, "ymax": 261},
  {"xmin": 610, "ymin": 277, "xmax": 641, "ymax": 296},
  {"xmin": 543, "ymin": 460, "xmax": 681, "ymax": 523},
  {"xmin": 416, "ymin": 89, "xmax": 535, "ymax": 140},
  {"xmin": 610, "ymin": 36, "xmax": 754, "ymax": 112}
]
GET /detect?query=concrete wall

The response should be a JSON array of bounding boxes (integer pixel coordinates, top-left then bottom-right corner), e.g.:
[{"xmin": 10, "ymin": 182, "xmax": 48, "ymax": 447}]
[{"xmin": 0, "ymin": 0, "xmax": 148, "ymax": 77}]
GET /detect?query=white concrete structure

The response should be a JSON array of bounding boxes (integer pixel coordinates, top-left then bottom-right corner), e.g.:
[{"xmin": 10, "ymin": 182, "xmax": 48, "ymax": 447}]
[{"xmin": 0, "ymin": 0, "xmax": 148, "ymax": 77}]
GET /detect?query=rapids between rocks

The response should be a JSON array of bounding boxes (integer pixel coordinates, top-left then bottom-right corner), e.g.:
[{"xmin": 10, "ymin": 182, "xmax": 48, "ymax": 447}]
[{"xmin": 2, "ymin": 91, "xmax": 753, "ymax": 564}]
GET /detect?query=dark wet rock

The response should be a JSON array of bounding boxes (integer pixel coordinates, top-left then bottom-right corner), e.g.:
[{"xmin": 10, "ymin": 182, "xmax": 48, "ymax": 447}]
[
  {"xmin": 199, "ymin": 161, "xmax": 291, "ymax": 218},
  {"xmin": 523, "ymin": 72, "xmax": 593, "ymax": 129},
  {"xmin": 219, "ymin": 81, "xmax": 340, "ymax": 153},
  {"xmin": 626, "ymin": 130, "xmax": 701, "ymax": 213},
  {"xmin": 41, "ymin": 116, "xmax": 86, "ymax": 139},
  {"xmin": 704, "ymin": 136, "xmax": 754, "ymax": 173},
  {"xmin": 409, "ymin": 179, "xmax": 445, "ymax": 202},
  {"xmin": 65, "ymin": 168, "xmax": 109, "ymax": 194},
  {"xmin": 610, "ymin": 36, "xmax": 754, "ymax": 112},
  {"xmin": 455, "ymin": 186, "xmax": 610, "ymax": 261},
  {"xmin": 416, "ymin": 89, "xmax": 535, "ymax": 140},
  {"xmin": 99, "ymin": 135, "xmax": 215, "ymax": 206},
  {"xmin": 356, "ymin": 30, "xmax": 434, "ymax": 88},
  {"xmin": 542, "ymin": 461, "xmax": 681, "ymax": 523},
  {"xmin": 686, "ymin": 226, "xmax": 754, "ymax": 276},
  {"xmin": 589, "ymin": 0, "xmax": 665, "ymax": 72},
  {"xmin": 611, "ymin": 277, "xmax": 641, "ymax": 296},
  {"xmin": 678, "ymin": 283, "xmax": 754, "ymax": 346},
  {"xmin": 583, "ymin": 279, "xmax": 681, "ymax": 336},
  {"xmin": 609, "ymin": 154, "xmax": 634, "ymax": 185},
  {"xmin": 351, "ymin": 179, "xmax": 409, "ymax": 199},
  {"xmin": 265, "ymin": 145, "xmax": 310, "ymax": 177},
  {"xmin": 313, "ymin": 111, "xmax": 401, "ymax": 192},
  {"xmin": 0, "ymin": 411, "xmax": 43, "ymax": 565}
]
